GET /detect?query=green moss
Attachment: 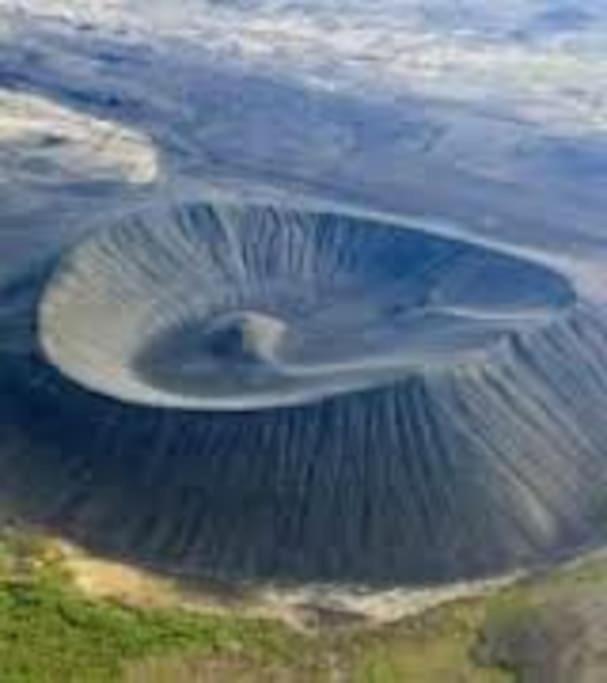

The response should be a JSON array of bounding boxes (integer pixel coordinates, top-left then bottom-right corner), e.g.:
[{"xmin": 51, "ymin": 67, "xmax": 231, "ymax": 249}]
[
  {"xmin": 0, "ymin": 528, "xmax": 305, "ymax": 682},
  {"xmin": 0, "ymin": 565, "xmax": 516, "ymax": 683},
  {"xmin": 0, "ymin": 579, "xmax": 305, "ymax": 683},
  {"xmin": 350, "ymin": 602, "xmax": 514, "ymax": 683}
]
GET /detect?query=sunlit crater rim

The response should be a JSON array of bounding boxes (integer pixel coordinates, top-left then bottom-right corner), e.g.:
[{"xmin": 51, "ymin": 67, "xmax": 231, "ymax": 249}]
[{"xmin": 38, "ymin": 200, "xmax": 576, "ymax": 411}]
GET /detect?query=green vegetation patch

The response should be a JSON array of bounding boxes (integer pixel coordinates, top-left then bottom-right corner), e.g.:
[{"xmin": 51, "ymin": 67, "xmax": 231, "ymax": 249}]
[
  {"xmin": 347, "ymin": 601, "xmax": 514, "ymax": 683},
  {"xmin": 0, "ymin": 579, "xmax": 305, "ymax": 683},
  {"xmin": 8, "ymin": 525, "xmax": 607, "ymax": 682},
  {"xmin": 0, "ymin": 526, "xmax": 306, "ymax": 683}
]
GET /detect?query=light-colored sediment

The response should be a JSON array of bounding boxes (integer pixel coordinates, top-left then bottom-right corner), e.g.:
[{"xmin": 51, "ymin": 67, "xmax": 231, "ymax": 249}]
[
  {"xmin": 50, "ymin": 537, "xmax": 521, "ymax": 631},
  {"xmin": 0, "ymin": 88, "xmax": 157, "ymax": 184}
]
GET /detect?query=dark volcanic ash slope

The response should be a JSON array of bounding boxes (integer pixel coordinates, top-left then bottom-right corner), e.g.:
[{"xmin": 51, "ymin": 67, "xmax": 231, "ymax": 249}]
[{"xmin": 1, "ymin": 199, "xmax": 607, "ymax": 586}]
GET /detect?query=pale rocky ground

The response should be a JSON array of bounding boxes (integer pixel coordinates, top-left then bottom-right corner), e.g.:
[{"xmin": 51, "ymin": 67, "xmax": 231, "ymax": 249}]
[
  {"xmin": 55, "ymin": 532, "xmax": 607, "ymax": 645},
  {"xmin": 48, "ymin": 535, "xmax": 518, "ymax": 632},
  {"xmin": 0, "ymin": 88, "xmax": 157, "ymax": 185}
]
